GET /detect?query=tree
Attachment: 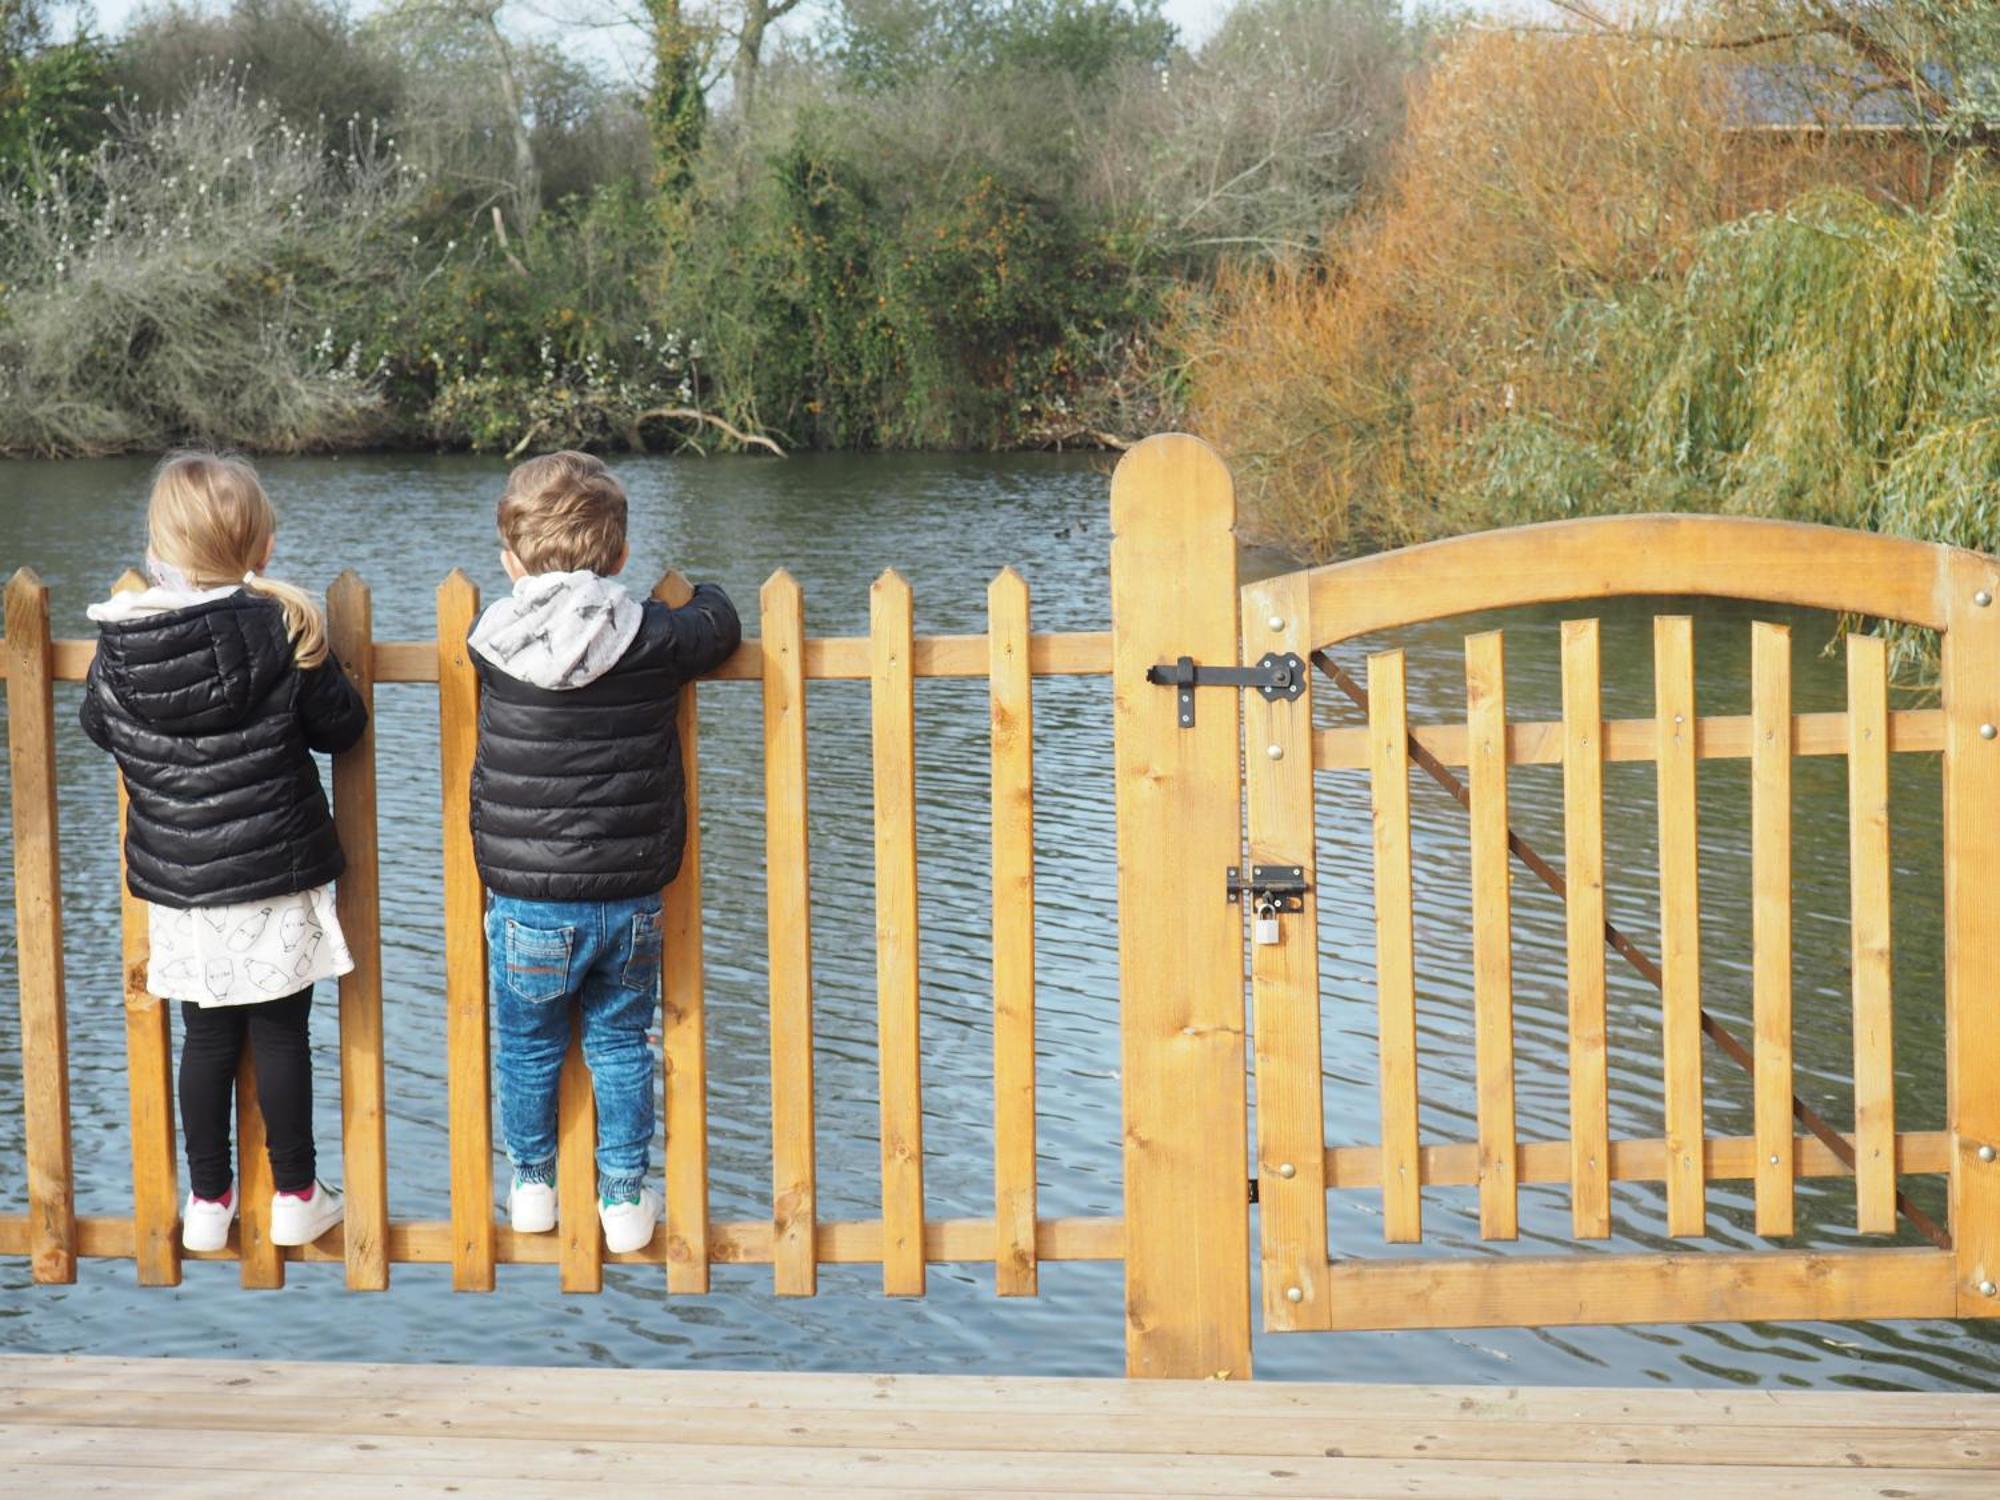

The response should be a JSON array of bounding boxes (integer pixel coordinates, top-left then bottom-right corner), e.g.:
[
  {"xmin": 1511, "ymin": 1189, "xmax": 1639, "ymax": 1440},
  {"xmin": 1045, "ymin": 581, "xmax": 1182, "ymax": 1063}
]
[
  {"xmin": 730, "ymin": 0, "xmax": 804, "ymax": 117},
  {"xmin": 0, "ymin": 0, "xmax": 112, "ymax": 179},
  {"xmin": 640, "ymin": 0, "xmax": 705, "ymax": 194}
]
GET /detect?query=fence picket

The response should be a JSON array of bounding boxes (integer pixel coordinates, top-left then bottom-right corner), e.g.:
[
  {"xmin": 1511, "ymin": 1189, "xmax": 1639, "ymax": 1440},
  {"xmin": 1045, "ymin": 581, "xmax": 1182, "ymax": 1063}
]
[
  {"xmin": 437, "ymin": 570, "xmax": 495, "ymax": 1291},
  {"xmin": 558, "ymin": 1025, "xmax": 601, "ymax": 1292},
  {"xmin": 1751, "ymin": 622, "xmax": 1795, "ymax": 1237},
  {"xmin": 1655, "ymin": 616, "xmax": 1707, "ymax": 1238},
  {"xmin": 108, "ymin": 570, "xmax": 181, "ymax": 1288},
  {"xmin": 327, "ymin": 571, "xmax": 389, "ymax": 1290},
  {"xmin": 987, "ymin": 569, "xmax": 1037, "ymax": 1297},
  {"xmin": 1465, "ymin": 630, "xmax": 1518, "ymax": 1241},
  {"xmin": 4, "ymin": 570, "xmax": 75, "ymax": 1285},
  {"xmin": 1560, "ymin": 619, "xmax": 1610, "ymax": 1240},
  {"xmin": 1368, "ymin": 650, "xmax": 1421, "ymax": 1245},
  {"xmin": 657, "ymin": 571, "xmax": 710, "ymax": 1294},
  {"xmin": 235, "ymin": 1054, "xmax": 282, "ymax": 1288},
  {"xmin": 871, "ymin": 570, "xmax": 926, "ymax": 1297},
  {"xmin": 1847, "ymin": 633, "xmax": 1896, "ymax": 1235},
  {"xmin": 762, "ymin": 571, "xmax": 818, "ymax": 1297}
]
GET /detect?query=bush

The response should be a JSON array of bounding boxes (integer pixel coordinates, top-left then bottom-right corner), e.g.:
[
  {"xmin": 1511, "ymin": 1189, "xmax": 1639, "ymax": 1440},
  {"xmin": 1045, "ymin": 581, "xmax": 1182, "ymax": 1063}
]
[
  {"xmin": 0, "ymin": 81, "xmax": 417, "ymax": 455},
  {"xmin": 1174, "ymin": 26, "xmax": 1878, "ymax": 556}
]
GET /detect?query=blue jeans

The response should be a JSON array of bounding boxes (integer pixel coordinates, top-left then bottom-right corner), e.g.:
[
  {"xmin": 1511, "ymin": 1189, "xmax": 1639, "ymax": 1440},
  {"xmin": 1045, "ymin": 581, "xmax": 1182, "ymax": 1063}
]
[{"xmin": 487, "ymin": 892, "xmax": 662, "ymax": 1202}]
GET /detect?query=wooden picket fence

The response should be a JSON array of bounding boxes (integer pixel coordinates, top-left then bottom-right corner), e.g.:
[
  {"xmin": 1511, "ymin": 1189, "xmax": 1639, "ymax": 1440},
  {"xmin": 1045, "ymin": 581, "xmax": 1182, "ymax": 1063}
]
[
  {"xmin": 5, "ymin": 434, "xmax": 1999, "ymax": 1381},
  {"xmin": 0, "ymin": 561, "xmax": 1127, "ymax": 1305}
]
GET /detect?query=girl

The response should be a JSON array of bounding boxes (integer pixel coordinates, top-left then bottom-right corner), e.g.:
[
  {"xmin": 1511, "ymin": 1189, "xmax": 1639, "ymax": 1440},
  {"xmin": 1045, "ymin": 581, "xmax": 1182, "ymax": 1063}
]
[{"xmin": 81, "ymin": 451, "xmax": 364, "ymax": 1253}]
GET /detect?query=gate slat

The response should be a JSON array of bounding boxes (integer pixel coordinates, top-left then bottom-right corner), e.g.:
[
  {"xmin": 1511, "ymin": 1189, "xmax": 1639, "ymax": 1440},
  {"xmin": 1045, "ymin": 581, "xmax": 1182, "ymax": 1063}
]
[
  {"xmin": 1240, "ymin": 572, "xmax": 1328, "ymax": 1330},
  {"xmin": 761, "ymin": 570, "xmax": 818, "ymax": 1297},
  {"xmin": 110, "ymin": 570, "xmax": 181, "ymax": 1288},
  {"xmin": 1847, "ymin": 633, "xmax": 1896, "ymax": 1235},
  {"xmin": 1465, "ymin": 630, "xmax": 1518, "ymax": 1241},
  {"xmin": 658, "ymin": 571, "xmax": 710, "ymax": 1295},
  {"xmin": 871, "ymin": 570, "xmax": 926, "ymax": 1297},
  {"xmin": 437, "ymin": 570, "xmax": 495, "ymax": 1291},
  {"xmin": 1751, "ymin": 622, "xmax": 1795, "ymax": 1237},
  {"xmin": 327, "ymin": 571, "xmax": 388, "ymax": 1290},
  {"xmin": 1560, "ymin": 620, "xmax": 1610, "ymax": 1240},
  {"xmin": 1655, "ymin": 616, "xmax": 1707, "ymax": 1238},
  {"xmin": 1368, "ymin": 650, "xmax": 1421, "ymax": 1244},
  {"xmin": 1942, "ymin": 551, "xmax": 2000, "ymax": 1315},
  {"xmin": 988, "ymin": 569, "xmax": 1037, "ymax": 1297},
  {"xmin": 5, "ymin": 570, "xmax": 76, "ymax": 1285}
]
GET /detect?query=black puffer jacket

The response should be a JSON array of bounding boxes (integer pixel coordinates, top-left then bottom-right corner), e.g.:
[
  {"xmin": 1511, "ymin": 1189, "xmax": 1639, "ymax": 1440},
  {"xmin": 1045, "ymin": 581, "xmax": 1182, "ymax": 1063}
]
[
  {"xmin": 81, "ymin": 593, "xmax": 368, "ymax": 908},
  {"xmin": 471, "ymin": 584, "xmax": 741, "ymax": 902}
]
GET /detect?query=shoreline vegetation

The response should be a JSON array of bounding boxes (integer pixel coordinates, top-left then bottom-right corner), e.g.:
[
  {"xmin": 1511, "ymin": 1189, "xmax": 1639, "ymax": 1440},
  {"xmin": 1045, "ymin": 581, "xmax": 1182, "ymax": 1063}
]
[{"xmin": 3, "ymin": 0, "xmax": 1998, "ymax": 599}]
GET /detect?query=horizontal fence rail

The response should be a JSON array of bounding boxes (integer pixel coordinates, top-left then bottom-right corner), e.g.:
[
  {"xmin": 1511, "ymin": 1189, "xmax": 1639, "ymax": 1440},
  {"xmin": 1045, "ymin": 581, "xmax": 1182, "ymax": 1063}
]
[{"xmin": 0, "ymin": 563, "xmax": 1125, "ymax": 1299}]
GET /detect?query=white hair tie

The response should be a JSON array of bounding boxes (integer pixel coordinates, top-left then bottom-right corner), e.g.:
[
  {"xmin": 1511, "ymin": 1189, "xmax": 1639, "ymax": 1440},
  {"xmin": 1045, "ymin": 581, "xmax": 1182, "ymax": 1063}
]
[{"xmin": 242, "ymin": 570, "xmax": 259, "ymax": 585}]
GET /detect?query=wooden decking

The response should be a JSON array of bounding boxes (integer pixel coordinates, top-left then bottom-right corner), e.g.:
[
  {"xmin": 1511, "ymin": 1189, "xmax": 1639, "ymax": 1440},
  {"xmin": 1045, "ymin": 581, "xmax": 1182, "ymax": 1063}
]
[{"xmin": 0, "ymin": 1356, "xmax": 1993, "ymax": 1497}]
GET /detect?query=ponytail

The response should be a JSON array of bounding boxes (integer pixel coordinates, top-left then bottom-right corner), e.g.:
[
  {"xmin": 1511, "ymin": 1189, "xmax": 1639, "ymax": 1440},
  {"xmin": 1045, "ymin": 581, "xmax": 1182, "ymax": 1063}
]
[{"xmin": 242, "ymin": 573, "xmax": 329, "ymax": 670}]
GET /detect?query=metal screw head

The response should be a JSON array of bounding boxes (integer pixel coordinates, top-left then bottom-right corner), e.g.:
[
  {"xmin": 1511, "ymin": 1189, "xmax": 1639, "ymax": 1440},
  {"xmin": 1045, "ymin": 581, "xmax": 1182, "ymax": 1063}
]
[
  {"xmin": 1981, "ymin": 1280, "xmax": 1998, "ymax": 1299},
  {"xmin": 1267, "ymin": 614, "xmax": 1286, "ymax": 632},
  {"xmin": 1266, "ymin": 743, "xmax": 1284, "ymax": 760},
  {"xmin": 1284, "ymin": 1286, "xmax": 1304, "ymax": 1304},
  {"xmin": 1978, "ymin": 590, "xmax": 1994, "ymax": 608},
  {"xmin": 1770, "ymin": 1154, "xmax": 1781, "ymax": 1166},
  {"xmin": 1981, "ymin": 1144, "xmax": 1997, "ymax": 1163},
  {"xmin": 1277, "ymin": 1162, "xmax": 1297, "ymax": 1179},
  {"xmin": 1983, "ymin": 724, "xmax": 1998, "ymax": 741}
]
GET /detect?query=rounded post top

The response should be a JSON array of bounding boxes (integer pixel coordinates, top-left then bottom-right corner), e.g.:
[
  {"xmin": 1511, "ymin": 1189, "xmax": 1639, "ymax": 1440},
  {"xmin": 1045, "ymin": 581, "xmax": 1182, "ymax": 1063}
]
[{"xmin": 1107, "ymin": 433, "xmax": 1235, "ymax": 537}]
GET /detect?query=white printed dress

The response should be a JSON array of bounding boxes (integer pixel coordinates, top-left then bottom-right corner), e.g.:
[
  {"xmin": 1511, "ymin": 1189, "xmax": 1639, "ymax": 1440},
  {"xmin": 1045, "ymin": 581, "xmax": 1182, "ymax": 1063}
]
[{"xmin": 148, "ymin": 884, "xmax": 354, "ymax": 1008}]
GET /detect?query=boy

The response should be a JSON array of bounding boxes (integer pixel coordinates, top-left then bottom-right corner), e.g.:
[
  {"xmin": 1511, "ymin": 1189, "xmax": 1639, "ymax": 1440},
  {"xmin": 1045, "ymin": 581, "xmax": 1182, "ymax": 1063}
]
[{"xmin": 468, "ymin": 451, "xmax": 741, "ymax": 1252}]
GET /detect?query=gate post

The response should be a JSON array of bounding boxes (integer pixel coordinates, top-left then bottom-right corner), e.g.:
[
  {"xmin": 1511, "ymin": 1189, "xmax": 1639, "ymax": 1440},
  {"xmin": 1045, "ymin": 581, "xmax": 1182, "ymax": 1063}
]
[{"xmin": 1108, "ymin": 435, "xmax": 1253, "ymax": 1379}]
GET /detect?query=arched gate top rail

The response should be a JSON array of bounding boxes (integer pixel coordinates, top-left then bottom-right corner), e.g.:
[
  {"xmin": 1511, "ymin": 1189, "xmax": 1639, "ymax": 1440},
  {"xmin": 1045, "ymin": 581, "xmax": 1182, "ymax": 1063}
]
[{"xmin": 1300, "ymin": 513, "xmax": 1977, "ymax": 643}]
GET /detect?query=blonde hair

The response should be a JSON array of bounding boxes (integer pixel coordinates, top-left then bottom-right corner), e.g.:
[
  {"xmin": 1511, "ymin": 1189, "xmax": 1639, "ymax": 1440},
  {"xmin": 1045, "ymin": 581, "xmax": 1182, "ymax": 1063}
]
[
  {"xmin": 146, "ymin": 450, "xmax": 329, "ymax": 669},
  {"xmin": 496, "ymin": 451, "xmax": 628, "ymax": 575}
]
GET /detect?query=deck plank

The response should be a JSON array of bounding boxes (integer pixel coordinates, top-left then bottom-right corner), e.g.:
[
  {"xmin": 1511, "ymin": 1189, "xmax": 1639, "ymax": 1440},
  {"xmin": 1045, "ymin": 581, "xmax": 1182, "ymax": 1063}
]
[{"xmin": 0, "ymin": 1357, "xmax": 1989, "ymax": 1498}]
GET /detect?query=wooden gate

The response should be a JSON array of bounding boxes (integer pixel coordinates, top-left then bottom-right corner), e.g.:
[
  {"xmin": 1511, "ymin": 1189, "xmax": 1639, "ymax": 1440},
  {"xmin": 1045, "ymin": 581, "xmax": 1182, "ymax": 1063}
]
[{"xmin": 1240, "ymin": 516, "xmax": 2000, "ymax": 1334}]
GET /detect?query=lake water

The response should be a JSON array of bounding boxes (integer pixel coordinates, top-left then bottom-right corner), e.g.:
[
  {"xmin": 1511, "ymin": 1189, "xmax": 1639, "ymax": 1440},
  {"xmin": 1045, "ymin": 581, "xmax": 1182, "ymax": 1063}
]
[{"xmin": 1, "ymin": 451, "xmax": 1995, "ymax": 1389}]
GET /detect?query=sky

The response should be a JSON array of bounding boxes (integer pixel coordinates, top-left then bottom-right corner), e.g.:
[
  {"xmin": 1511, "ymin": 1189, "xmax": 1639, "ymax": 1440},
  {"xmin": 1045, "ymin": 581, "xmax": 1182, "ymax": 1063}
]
[{"xmin": 73, "ymin": 0, "xmax": 1239, "ymax": 50}]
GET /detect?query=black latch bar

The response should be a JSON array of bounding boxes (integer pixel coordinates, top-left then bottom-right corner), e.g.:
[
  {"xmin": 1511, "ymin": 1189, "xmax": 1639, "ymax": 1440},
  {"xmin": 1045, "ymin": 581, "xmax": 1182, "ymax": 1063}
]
[
  {"xmin": 1226, "ymin": 864, "xmax": 1310, "ymax": 913},
  {"xmin": 1146, "ymin": 652, "xmax": 1306, "ymax": 728}
]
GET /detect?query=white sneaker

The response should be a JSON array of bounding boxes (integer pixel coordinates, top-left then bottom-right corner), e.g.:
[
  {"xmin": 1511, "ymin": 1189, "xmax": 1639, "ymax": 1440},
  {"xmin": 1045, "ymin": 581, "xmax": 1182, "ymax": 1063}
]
[
  {"xmin": 182, "ymin": 1180, "xmax": 238, "ymax": 1253},
  {"xmin": 269, "ymin": 1180, "xmax": 344, "ymax": 1246},
  {"xmin": 509, "ymin": 1177, "xmax": 557, "ymax": 1234},
  {"xmin": 598, "ymin": 1185, "xmax": 662, "ymax": 1254}
]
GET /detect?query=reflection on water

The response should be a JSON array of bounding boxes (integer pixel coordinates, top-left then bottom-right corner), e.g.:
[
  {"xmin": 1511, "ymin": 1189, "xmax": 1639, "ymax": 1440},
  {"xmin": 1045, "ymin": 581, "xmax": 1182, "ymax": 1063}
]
[{"xmin": 0, "ymin": 452, "xmax": 1995, "ymax": 1388}]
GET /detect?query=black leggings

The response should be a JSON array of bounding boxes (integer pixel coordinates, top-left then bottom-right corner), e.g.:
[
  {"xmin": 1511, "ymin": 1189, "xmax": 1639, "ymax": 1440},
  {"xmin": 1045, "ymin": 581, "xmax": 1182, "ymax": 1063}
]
[{"xmin": 179, "ymin": 988, "xmax": 316, "ymax": 1200}]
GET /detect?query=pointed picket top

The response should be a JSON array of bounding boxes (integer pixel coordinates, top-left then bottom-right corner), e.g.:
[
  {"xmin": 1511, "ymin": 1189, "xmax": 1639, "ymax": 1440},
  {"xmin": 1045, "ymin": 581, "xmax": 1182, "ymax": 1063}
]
[
  {"xmin": 654, "ymin": 569, "xmax": 694, "ymax": 607},
  {"xmin": 988, "ymin": 566, "xmax": 1029, "ymax": 607},
  {"xmin": 761, "ymin": 567, "xmax": 801, "ymax": 609},
  {"xmin": 6, "ymin": 565, "xmax": 45, "ymax": 608},
  {"xmin": 327, "ymin": 568, "xmax": 370, "ymax": 609},
  {"xmin": 113, "ymin": 568, "xmax": 147, "ymax": 595}
]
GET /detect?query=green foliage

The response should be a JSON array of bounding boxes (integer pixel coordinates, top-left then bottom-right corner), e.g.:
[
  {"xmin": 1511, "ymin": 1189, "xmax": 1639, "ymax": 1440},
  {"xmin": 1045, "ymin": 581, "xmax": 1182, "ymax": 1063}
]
[
  {"xmin": 829, "ymin": 0, "xmax": 1174, "ymax": 90},
  {"xmin": 642, "ymin": 0, "xmax": 706, "ymax": 197},
  {"xmin": 0, "ymin": 1, "xmax": 115, "ymax": 182},
  {"xmin": 0, "ymin": 0, "xmax": 1416, "ymax": 457}
]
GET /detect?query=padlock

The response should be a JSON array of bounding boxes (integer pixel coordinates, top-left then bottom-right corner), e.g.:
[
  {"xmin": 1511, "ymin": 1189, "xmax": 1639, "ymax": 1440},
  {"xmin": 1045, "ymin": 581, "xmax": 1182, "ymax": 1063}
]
[{"xmin": 1253, "ymin": 898, "xmax": 1281, "ymax": 947}]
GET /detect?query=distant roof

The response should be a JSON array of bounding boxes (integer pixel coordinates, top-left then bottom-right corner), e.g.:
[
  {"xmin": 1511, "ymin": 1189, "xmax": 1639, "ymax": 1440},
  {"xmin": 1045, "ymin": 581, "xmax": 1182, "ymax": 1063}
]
[{"xmin": 1723, "ymin": 62, "xmax": 1957, "ymax": 130}]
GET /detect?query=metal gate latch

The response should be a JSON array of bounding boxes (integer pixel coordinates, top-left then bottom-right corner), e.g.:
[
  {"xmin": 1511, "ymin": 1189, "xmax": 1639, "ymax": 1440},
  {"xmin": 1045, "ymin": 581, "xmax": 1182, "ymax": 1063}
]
[
  {"xmin": 1146, "ymin": 652, "xmax": 1307, "ymax": 728},
  {"xmin": 1228, "ymin": 865, "xmax": 1310, "ymax": 947}
]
